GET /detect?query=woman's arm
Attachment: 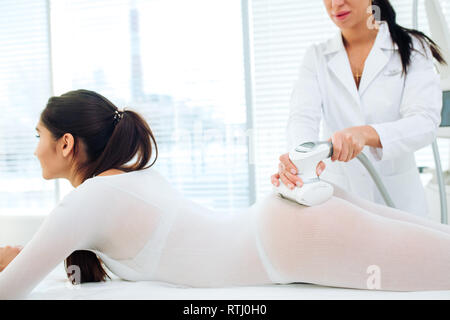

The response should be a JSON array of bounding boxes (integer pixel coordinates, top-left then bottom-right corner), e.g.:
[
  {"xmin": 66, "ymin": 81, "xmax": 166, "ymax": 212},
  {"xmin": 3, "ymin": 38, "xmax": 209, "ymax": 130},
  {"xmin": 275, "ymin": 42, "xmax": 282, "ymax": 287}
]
[
  {"xmin": 367, "ymin": 39, "xmax": 443, "ymax": 162},
  {"xmin": 286, "ymin": 44, "xmax": 324, "ymax": 151},
  {"xmin": 0, "ymin": 246, "xmax": 23, "ymax": 272},
  {"xmin": 0, "ymin": 181, "xmax": 112, "ymax": 299},
  {"xmin": 275, "ymin": 44, "xmax": 324, "ymax": 188}
]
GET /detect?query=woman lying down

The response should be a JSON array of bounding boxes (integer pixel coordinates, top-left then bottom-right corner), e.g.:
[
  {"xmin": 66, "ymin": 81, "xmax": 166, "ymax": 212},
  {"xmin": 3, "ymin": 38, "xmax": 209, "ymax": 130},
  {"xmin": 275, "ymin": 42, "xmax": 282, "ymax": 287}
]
[{"xmin": 1, "ymin": 89, "xmax": 450, "ymax": 299}]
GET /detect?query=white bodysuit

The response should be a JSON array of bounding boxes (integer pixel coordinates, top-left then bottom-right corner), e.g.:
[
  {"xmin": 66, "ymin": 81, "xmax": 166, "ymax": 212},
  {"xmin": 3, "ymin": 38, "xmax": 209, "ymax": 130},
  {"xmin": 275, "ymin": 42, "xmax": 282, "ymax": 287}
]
[{"xmin": 2, "ymin": 167, "xmax": 450, "ymax": 299}]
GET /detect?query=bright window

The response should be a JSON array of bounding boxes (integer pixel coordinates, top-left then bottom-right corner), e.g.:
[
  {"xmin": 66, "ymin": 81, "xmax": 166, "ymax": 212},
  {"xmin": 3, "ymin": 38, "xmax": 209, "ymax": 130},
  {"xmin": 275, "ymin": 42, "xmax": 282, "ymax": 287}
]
[
  {"xmin": 1, "ymin": 0, "xmax": 448, "ymax": 216},
  {"xmin": 0, "ymin": 0, "xmax": 55, "ymax": 215}
]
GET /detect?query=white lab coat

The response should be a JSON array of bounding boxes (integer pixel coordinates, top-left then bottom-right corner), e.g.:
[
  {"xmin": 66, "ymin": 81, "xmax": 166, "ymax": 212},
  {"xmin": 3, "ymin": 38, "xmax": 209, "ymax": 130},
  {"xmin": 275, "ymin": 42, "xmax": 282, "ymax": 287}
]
[{"xmin": 287, "ymin": 21, "xmax": 443, "ymax": 217}]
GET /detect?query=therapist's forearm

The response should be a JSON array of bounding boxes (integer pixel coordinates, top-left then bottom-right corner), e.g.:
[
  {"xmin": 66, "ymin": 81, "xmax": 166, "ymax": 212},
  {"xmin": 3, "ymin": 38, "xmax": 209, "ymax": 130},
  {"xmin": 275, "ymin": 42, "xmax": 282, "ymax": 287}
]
[{"xmin": 359, "ymin": 125, "xmax": 382, "ymax": 148}]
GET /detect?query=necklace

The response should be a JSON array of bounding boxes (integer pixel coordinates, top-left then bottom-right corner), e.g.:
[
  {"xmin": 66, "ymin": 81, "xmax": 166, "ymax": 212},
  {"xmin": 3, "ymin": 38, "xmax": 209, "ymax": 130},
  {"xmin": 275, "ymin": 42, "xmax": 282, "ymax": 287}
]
[{"xmin": 354, "ymin": 71, "xmax": 362, "ymax": 85}]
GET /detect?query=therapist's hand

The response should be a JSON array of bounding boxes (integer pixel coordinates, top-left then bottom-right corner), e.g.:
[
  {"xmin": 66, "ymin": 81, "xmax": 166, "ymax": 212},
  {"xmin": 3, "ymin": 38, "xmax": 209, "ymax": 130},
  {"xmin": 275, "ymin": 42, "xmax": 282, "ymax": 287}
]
[
  {"xmin": 271, "ymin": 154, "xmax": 326, "ymax": 189},
  {"xmin": 0, "ymin": 245, "xmax": 23, "ymax": 272},
  {"xmin": 329, "ymin": 126, "xmax": 367, "ymax": 162}
]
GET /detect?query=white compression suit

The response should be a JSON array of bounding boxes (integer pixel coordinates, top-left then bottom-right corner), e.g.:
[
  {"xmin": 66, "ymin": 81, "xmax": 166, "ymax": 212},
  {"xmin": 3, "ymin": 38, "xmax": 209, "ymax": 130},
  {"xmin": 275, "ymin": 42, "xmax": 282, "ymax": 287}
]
[{"xmin": 1, "ymin": 167, "xmax": 450, "ymax": 299}]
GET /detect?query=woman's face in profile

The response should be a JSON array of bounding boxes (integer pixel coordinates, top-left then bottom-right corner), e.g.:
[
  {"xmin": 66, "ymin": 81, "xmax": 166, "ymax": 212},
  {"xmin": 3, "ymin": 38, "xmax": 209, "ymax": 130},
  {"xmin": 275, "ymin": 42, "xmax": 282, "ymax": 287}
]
[
  {"xmin": 323, "ymin": 0, "xmax": 372, "ymax": 29},
  {"xmin": 34, "ymin": 122, "xmax": 70, "ymax": 180}
]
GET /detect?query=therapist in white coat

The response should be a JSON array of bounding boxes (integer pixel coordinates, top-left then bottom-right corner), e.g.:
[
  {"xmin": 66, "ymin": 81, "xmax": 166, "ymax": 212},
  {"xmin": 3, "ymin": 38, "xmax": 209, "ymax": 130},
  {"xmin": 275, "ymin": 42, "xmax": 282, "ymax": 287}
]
[{"xmin": 271, "ymin": 0, "xmax": 446, "ymax": 217}]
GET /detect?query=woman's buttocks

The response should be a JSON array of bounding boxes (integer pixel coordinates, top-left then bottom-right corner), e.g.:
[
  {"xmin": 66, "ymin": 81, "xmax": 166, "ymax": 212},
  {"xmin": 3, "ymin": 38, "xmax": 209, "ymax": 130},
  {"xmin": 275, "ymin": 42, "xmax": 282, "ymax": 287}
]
[{"xmin": 250, "ymin": 191, "xmax": 346, "ymax": 283}]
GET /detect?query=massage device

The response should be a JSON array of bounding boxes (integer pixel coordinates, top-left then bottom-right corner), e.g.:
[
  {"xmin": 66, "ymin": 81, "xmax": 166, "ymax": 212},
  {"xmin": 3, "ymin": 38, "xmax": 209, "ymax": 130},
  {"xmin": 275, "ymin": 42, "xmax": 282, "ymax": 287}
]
[{"xmin": 273, "ymin": 141, "xmax": 334, "ymax": 206}]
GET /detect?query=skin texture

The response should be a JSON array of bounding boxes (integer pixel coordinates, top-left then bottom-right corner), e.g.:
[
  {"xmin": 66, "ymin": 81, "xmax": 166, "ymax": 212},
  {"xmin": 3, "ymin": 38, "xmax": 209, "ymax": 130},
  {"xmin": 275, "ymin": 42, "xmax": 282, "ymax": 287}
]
[
  {"xmin": 272, "ymin": 0, "xmax": 382, "ymax": 189},
  {"xmin": 0, "ymin": 121, "xmax": 124, "ymax": 272}
]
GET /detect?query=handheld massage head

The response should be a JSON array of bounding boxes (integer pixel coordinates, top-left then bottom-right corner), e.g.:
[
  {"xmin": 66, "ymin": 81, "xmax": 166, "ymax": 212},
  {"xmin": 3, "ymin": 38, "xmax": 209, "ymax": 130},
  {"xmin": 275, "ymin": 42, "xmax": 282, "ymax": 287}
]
[{"xmin": 273, "ymin": 141, "xmax": 334, "ymax": 206}]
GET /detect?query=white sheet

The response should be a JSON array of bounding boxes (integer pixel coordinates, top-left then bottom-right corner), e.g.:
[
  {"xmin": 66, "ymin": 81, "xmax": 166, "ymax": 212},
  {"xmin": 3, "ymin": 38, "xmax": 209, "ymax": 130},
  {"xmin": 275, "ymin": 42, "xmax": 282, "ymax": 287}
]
[{"xmin": 26, "ymin": 263, "xmax": 450, "ymax": 300}]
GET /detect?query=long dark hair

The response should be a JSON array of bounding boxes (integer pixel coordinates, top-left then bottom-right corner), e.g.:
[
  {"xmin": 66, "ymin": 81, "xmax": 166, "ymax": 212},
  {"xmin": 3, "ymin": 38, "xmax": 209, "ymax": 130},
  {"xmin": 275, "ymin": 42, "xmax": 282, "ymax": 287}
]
[
  {"xmin": 40, "ymin": 89, "xmax": 158, "ymax": 284},
  {"xmin": 372, "ymin": 0, "xmax": 447, "ymax": 75}
]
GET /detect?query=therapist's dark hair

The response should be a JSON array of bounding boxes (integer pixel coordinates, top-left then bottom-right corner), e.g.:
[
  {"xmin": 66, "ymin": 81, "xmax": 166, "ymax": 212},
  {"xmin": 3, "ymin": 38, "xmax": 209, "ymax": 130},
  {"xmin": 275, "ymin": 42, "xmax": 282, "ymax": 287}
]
[
  {"xmin": 40, "ymin": 89, "xmax": 158, "ymax": 284},
  {"xmin": 372, "ymin": 0, "xmax": 447, "ymax": 75}
]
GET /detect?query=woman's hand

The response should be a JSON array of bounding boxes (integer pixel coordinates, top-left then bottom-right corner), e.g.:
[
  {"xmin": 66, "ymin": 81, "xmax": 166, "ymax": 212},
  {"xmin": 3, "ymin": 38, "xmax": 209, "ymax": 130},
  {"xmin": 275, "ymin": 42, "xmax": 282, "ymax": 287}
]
[
  {"xmin": 0, "ymin": 245, "xmax": 23, "ymax": 272},
  {"xmin": 271, "ymin": 153, "xmax": 326, "ymax": 189},
  {"xmin": 328, "ymin": 126, "xmax": 367, "ymax": 162}
]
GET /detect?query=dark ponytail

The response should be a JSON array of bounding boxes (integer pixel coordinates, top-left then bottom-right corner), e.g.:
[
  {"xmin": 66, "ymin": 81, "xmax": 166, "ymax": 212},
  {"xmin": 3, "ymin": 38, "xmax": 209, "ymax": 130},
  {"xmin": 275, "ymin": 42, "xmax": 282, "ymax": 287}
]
[
  {"xmin": 372, "ymin": 0, "xmax": 447, "ymax": 75},
  {"xmin": 40, "ymin": 89, "xmax": 158, "ymax": 284}
]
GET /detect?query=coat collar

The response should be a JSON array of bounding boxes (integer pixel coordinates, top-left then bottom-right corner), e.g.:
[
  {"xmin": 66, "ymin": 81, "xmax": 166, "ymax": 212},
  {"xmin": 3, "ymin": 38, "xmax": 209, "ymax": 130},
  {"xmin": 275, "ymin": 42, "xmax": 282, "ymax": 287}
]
[
  {"xmin": 323, "ymin": 21, "xmax": 397, "ymax": 55},
  {"xmin": 324, "ymin": 21, "xmax": 398, "ymax": 105}
]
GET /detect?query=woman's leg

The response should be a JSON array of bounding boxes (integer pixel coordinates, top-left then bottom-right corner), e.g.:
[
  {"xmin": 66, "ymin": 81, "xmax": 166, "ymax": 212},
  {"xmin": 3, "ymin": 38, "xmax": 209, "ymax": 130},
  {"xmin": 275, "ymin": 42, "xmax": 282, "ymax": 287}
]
[
  {"xmin": 324, "ymin": 179, "xmax": 450, "ymax": 236},
  {"xmin": 257, "ymin": 194, "xmax": 450, "ymax": 291}
]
